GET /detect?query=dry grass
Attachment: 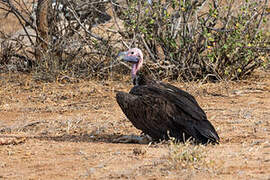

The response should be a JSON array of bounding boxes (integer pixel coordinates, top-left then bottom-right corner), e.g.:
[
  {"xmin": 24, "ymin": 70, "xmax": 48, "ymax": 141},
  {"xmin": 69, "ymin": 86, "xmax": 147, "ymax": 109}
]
[
  {"xmin": 0, "ymin": 70, "xmax": 269, "ymax": 179},
  {"xmin": 166, "ymin": 140, "xmax": 208, "ymax": 169}
]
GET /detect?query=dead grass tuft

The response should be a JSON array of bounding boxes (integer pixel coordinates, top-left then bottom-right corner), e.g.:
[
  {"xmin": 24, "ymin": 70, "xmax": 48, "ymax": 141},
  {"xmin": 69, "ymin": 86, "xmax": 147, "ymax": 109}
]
[{"xmin": 166, "ymin": 140, "xmax": 211, "ymax": 170}]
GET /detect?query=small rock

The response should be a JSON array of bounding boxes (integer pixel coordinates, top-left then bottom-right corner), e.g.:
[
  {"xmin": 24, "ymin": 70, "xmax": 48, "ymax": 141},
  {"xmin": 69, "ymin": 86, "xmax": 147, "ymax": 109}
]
[{"xmin": 133, "ymin": 148, "xmax": 146, "ymax": 156}]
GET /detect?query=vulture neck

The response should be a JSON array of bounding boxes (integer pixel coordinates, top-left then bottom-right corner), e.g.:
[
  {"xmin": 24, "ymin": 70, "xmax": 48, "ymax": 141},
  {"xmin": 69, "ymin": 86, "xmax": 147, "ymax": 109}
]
[
  {"xmin": 131, "ymin": 64, "xmax": 138, "ymax": 80},
  {"xmin": 131, "ymin": 58, "xmax": 143, "ymax": 79},
  {"xmin": 132, "ymin": 67, "xmax": 156, "ymax": 86}
]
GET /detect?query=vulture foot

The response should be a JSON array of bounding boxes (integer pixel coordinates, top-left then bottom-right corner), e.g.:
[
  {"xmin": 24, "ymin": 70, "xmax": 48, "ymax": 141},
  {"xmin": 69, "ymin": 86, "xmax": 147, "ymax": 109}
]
[{"xmin": 113, "ymin": 134, "xmax": 152, "ymax": 144}]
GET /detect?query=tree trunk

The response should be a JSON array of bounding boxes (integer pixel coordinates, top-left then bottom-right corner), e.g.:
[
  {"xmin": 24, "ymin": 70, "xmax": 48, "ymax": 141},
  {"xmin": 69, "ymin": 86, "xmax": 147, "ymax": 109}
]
[{"xmin": 35, "ymin": 0, "xmax": 52, "ymax": 61}]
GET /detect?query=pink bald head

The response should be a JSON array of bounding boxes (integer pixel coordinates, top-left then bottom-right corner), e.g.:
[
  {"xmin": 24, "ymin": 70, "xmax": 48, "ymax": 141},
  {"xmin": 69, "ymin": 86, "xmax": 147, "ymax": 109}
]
[{"xmin": 121, "ymin": 48, "xmax": 144, "ymax": 78}]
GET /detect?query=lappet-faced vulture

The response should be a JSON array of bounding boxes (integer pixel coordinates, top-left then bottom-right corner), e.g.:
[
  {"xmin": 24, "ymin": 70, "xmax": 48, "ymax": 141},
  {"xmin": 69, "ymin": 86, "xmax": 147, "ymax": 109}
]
[{"xmin": 116, "ymin": 48, "xmax": 219, "ymax": 144}]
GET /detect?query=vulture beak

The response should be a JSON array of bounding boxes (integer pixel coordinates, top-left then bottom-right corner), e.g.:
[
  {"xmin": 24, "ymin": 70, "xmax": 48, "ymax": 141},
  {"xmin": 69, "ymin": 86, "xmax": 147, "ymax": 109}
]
[{"xmin": 117, "ymin": 51, "xmax": 139, "ymax": 63}]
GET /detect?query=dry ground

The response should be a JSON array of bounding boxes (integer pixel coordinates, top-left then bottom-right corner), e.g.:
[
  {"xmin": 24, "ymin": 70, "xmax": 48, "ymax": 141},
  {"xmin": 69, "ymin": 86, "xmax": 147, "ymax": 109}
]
[
  {"xmin": 0, "ymin": 70, "xmax": 269, "ymax": 179},
  {"xmin": 0, "ymin": 1, "xmax": 270, "ymax": 179}
]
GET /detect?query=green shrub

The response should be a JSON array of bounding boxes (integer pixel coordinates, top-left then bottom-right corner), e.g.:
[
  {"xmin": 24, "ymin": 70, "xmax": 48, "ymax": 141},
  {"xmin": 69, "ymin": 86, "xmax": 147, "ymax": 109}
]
[
  {"xmin": 1, "ymin": 0, "xmax": 269, "ymax": 81},
  {"xmin": 120, "ymin": 0, "xmax": 270, "ymax": 81}
]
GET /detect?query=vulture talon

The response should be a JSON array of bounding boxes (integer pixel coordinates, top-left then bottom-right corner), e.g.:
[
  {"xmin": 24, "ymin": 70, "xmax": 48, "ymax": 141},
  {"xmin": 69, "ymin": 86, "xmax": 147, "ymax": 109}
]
[{"xmin": 113, "ymin": 135, "xmax": 152, "ymax": 144}]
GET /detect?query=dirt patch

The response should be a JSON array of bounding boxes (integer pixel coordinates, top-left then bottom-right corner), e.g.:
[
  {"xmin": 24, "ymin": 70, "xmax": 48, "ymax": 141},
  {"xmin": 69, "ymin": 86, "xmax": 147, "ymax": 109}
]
[
  {"xmin": 0, "ymin": 1, "xmax": 269, "ymax": 179},
  {"xmin": 0, "ymin": 71, "xmax": 269, "ymax": 179}
]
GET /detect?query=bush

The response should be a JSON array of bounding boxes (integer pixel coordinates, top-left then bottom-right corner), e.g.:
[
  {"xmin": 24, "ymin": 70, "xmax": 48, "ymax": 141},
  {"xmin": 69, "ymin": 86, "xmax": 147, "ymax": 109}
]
[
  {"xmin": 0, "ymin": 0, "xmax": 122, "ymax": 81},
  {"xmin": 204, "ymin": 0, "xmax": 270, "ymax": 80},
  {"xmin": 119, "ymin": 0, "xmax": 270, "ymax": 81},
  {"xmin": 0, "ymin": 0, "xmax": 269, "ymax": 81}
]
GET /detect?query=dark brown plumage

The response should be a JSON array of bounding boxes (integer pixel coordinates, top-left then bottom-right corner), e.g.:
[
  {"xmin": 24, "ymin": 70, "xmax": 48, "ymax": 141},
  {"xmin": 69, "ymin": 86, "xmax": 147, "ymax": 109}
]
[{"xmin": 116, "ymin": 48, "xmax": 219, "ymax": 144}]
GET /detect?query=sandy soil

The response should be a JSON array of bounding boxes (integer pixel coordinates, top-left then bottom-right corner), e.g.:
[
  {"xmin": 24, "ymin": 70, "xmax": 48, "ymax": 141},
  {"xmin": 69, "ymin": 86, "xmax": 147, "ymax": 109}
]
[
  {"xmin": 0, "ymin": 1, "xmax": 270, "ymax": 178},
  {"xmin": 0, "ymin": 70, "xmax": 269, "ymax": 179}
]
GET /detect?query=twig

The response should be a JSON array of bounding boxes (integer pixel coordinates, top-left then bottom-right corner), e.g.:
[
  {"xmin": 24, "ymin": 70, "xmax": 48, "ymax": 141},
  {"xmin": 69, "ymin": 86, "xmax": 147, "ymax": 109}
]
[
  {"xmin": 66, "ymin": 1, "xmax": 105, "ymax": 42},
  {"xmin": 3, "ymin": 1, "xmax": 36, "ymax": 46},
  {"xmin": 140, "ymin": 35, "xmax": 156, "ymax": 62},
  {"xmin": 253, "ymin": 0, "xmax": 269, "ymax": 40}
]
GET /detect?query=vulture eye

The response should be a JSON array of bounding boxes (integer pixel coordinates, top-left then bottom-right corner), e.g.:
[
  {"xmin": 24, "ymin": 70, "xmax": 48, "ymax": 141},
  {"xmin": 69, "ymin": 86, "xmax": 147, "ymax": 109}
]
[{"xmin": 131, "ymin": 51, "xmax": 134, "ymax": 55}]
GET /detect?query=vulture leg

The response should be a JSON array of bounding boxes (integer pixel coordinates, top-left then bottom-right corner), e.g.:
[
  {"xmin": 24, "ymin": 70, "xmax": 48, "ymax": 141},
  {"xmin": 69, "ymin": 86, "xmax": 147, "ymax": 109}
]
[{"xmin": 113, "ymin": 134, "xmax": 152, "ymax": 144}]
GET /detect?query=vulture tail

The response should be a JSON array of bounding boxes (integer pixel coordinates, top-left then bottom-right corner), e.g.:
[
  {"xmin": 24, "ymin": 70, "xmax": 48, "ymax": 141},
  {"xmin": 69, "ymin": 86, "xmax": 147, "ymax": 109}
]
[{"xmin": 194, "ymin": 120, "xmax": 220, "ymax": 144}]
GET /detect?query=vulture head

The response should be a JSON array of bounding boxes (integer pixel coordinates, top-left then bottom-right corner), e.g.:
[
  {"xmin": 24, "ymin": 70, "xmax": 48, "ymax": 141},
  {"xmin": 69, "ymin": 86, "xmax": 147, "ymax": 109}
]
[{"xmin": 118, "ymin": 48, "xmax": 144, "ymax": 79}]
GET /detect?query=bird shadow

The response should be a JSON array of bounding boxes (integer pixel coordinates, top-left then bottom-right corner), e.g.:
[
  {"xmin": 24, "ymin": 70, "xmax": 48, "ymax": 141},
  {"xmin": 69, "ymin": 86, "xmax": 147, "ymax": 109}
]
[
  {"xmin": 33, "ymin": 133, "xmax": 121, "ymax": 143},
  {"xmin": 0, "ymin": 133, "xmax": 138, "ymax": 144},
  {"xmin": 0, "ymin": 121, "xmax": 138, "ymax": 144}
]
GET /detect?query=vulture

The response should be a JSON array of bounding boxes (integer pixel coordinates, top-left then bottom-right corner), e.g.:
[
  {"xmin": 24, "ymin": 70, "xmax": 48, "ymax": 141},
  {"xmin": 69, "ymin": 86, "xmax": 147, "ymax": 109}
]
[{"xmin": 116, "ymin": 48, "xmax": 219, "ymax": 144}]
